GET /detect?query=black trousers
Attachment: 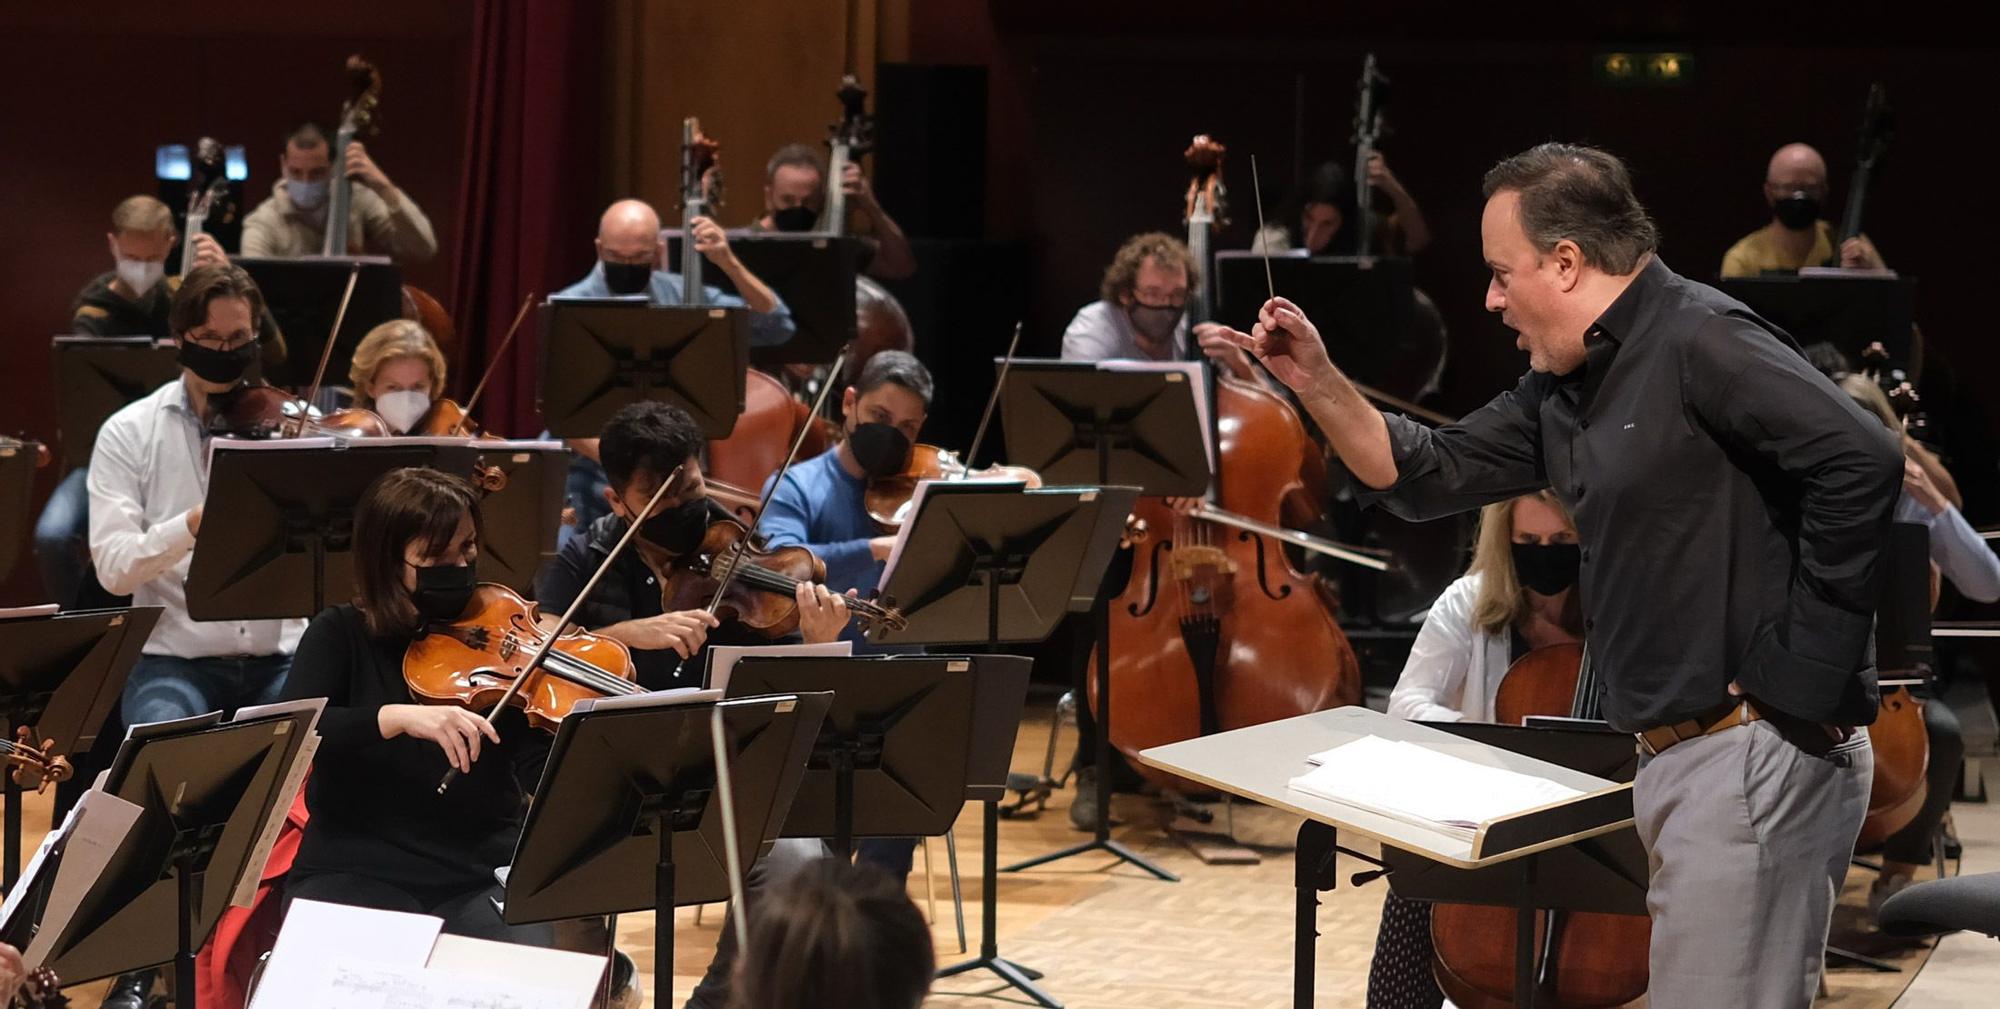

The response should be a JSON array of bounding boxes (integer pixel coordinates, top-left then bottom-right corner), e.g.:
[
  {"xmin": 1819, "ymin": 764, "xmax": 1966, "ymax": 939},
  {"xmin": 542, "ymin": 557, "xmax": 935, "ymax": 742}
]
[
  {"xmin": 286, "ymin": 870, "xmax": 556, "ymax": 947},
  {"xmin": 1882, "ymin": 698, "xmax": 1964, "ymax": 865}
]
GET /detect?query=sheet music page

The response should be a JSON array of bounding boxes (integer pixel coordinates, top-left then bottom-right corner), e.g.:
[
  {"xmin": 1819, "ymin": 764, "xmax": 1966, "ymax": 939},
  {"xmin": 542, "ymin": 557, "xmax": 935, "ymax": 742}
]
[
  {"xmin": 1094, "ymin": 359, "xmax": 1213, "ymax": 471},
  {"xmin": 249, "ymin": 900, "xmax": 441, "ymax": 1009},
  {"xmin": 0, "ymin": 603, "xmax": 59, "ymax": 620},
  {"xmin": 300, "ymin": 958, "xmax": 580, "ymax": 1009},
  {"xmin": 706, "ymin": 640, "xmax": 853, "ymax": 693},
  {"xmin": 428, "ymin": 933, "xmax": 606, "ymax": 1005},
  {"xmin": 1288, "ymin": 734, "xmax": 1583, "ymax": 838},
  {"xmin": 13, "ymin": 789, "xmax": 143, "ymax": 965}
]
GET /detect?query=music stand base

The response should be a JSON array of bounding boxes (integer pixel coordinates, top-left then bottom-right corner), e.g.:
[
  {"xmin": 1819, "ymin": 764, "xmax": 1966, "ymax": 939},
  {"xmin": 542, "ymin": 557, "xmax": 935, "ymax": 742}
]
[
  {"xmin": 1826, "ymin": 945, "xmax": 1902, "ymax": 973},
  {"xmin": 1000, "ymin": 837, "xmax": 1179, "ymax": 881},
  {"xmin": 937, "ymin": 799, "xmax": 1063, "ymax": 1008}
]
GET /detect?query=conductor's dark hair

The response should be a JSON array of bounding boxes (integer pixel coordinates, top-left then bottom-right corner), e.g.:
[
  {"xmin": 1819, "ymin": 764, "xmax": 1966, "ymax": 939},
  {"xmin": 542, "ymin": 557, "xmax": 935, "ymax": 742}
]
[
  {"xmin": 352, "ymin": 468, "xmax": 483, "ymax": 636},
  {"xmin": 725, "ymin": 859, "xmax": 934, "ymax": 1009},
  {"xmin": 286, "ymin": 122, "xmax": 330, "ymax": 151},
  {"xmin": 1482, "ymin": 143, "xmax": 1660, "ymax": 275},
  {"xmin": 599, "ymin": 401, "xmax": 705, "ymax": 491},
  {"xmin": 849, "ymin": 350, "xmax": 933, "ymax": 409}
]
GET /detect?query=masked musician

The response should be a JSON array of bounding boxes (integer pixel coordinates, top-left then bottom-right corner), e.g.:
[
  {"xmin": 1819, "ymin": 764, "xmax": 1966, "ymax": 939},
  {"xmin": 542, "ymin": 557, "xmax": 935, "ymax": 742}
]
[
  {"xmin": 241, "ymin": 123, "xmax": 438, "ymax": 263},
  {"xmin": 86, "ymin": 264, "xmax": 309, "ymax": 1009},
  {"xmin": 752, "ymin": 142, "xmax": 917, "ymax": 280},
  {"xmin": 1720, "ymin": 143, "xmax": 1885, "ymax": 277},
  {"xmin": 1060, "ymin": 231, "xmax": 1249, "ymax": 372},
  {"xmin": 1249, "ymin": 155, "xmax": 1432, "ymax": 257},
  {"xmin": 1366, "ymin": 490, "xmax": 1583, "ymax": 1007},
  {"xmin": 346, "ymin": 320, "xmax": 448, "ymax": 435},
  {"xmin": 1217, "ymin": 143, "xmax": 1901, "ymax": 1008}
]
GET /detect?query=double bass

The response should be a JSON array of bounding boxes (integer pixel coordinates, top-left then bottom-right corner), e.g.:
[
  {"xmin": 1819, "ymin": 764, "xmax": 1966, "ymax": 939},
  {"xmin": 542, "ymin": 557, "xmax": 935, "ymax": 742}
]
[
  {"xmin": 1429, "ymin": 644, "xmax": 1652, "ymax": 1008},
  {"xmin": 1089, "ymin": 137, "xmax": 1361, "ymax": 791}
]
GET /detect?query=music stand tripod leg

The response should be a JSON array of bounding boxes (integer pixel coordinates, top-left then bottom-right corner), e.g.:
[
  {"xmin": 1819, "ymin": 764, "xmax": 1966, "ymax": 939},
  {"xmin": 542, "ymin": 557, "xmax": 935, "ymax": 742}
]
[
  {"xmin": 1000, "ymin": 590, "xmax": 1178, "ymax": 882},
  {"xmin": 657, "ymin": 813, "xmax": 676, "ymax": 1009},
  {"xmin": 935, "ymin": 798, "xmax": 1063, "ymax": 1008}
]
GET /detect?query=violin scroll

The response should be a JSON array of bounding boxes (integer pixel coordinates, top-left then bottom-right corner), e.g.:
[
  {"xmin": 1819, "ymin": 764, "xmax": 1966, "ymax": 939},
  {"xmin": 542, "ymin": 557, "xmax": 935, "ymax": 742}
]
[{"xmin": 2, "ymin": 726, "xmax": 74, "ymax": 794}]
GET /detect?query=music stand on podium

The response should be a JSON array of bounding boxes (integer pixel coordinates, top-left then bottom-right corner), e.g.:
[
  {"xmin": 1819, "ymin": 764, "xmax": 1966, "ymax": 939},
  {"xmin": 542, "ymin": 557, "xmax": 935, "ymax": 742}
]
[
  {"xmin": 50, "ymin": 336, "xmax": 183, "ymax": 471},
  {"xmin": 0, "ymin": 606, "xmax": 161, "ymax": 887},
  {"xmin": 539, "ymin": 299, "xmax": 750, "ymax": 439},
  {"xmin": 1139, "ymin": 707, "xmax": 1638, "ymax": 1009},
  {"xmin": 185, "ymin": 439, "xmax": 557, "ymax": 620},
  {"xmin": 37, "ymin": 704, "xmax": 318, "ymax": 999},
  {"xmin": 868, "ymin": 481, "xmax": 1136, "ymax": 1009},
  {"xmin": 996, "ymin": 360, "xmax": 1211, "ymax": 882},
  {"xmin": 503, "ymin": 690, "xmax": 830, "ymax": 1009}
]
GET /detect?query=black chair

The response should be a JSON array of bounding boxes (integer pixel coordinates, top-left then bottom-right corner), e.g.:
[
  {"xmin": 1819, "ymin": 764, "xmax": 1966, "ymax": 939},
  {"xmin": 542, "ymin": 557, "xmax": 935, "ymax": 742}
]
[{"xmin": 1877, "ymin": 871, "xmax": 2000, "ymax": 938}]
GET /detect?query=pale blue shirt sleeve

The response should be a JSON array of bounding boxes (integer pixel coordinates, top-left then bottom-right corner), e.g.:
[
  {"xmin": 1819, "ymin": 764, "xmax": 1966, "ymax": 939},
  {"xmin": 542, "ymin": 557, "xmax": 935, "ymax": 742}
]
[{"xmin": 1899, "ymin": 492, "xmax": 2000, "ymax": 603}]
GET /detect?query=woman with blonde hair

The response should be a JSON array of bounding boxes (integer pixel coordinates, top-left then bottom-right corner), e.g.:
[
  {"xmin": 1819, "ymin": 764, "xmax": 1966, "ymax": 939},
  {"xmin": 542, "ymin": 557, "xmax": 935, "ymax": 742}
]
[
  {"xmin": 1367, "ymin": 490, "xmax": 1584, "ymax": 1008},
  {"xmin": 347, "ymin": 319, "xmax": 448, "ymax": 434}
]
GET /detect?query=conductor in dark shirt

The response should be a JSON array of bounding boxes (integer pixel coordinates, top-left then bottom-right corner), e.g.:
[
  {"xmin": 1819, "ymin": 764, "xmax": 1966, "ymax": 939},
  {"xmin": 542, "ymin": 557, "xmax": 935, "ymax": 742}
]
[{"xmin": 1215, "ymin": 143, "xmax": 1902, "ymax": 1009}]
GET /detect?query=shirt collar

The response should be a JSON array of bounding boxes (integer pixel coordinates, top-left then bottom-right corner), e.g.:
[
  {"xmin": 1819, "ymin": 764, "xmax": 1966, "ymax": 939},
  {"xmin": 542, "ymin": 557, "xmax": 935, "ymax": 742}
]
[{"xmin": 1584, "ymin": 255, "xmax": 1672, "ymax": 347}]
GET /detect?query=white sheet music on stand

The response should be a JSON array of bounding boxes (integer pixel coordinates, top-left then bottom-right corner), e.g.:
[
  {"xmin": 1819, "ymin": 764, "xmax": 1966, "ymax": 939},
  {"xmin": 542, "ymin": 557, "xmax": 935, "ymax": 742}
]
[{"xmin": 1290, "ymin": 734, "xmax": 1583, "ymax": 840}]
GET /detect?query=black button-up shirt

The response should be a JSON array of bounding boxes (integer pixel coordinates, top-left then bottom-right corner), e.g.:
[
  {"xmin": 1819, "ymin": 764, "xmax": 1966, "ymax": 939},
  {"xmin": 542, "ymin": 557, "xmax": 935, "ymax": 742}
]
[{"xmin": 1362, "ymin": 257, "xmax": 1902, "ymax": 731}]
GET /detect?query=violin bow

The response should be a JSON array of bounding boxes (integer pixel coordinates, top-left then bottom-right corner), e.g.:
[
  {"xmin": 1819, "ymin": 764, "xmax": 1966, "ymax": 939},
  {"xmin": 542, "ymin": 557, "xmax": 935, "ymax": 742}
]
[
  {"xmin": 669, "ymin": 350, "xmax": 851, "ymax": 681},
  {"xmin": 436, "ymin": 463, "xmax": 686, "ymax": 794},
  {"xmin": 452, "ymin": 292, "xmax": 537, "ymax": 436},
  {"xmin": 1251, "ymin": 154, "xmax": 1455, "ymax": 427},
  {"xmin": 292, "ymin": 261, "xmax": 363, "ymax": 435},
  {"xmin": 955, "ymin": 321, "xmax": 1022, "ymax": 480}
]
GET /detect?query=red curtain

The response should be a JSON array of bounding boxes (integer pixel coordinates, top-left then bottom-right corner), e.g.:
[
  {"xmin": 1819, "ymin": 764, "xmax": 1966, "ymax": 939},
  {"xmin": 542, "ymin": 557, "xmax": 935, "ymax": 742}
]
[{"xmin": 449, "ymin": 0, "xmax": 604, "ymax": 436}]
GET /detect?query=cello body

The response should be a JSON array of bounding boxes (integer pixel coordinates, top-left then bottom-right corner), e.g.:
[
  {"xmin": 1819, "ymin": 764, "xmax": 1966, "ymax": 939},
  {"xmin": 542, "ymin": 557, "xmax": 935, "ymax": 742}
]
[
  {"xmin": 1430, "ymin": 643, "xmax": 1649, "ymax": 1009},
  {"xmin": 1857, "ymin": 684, "xmax": 1928, "ymax": 848},
  {"xmin": 1089, "ymin": 374, "xmax": 1360, "ymax": 790},
  {"xmin": 706, "ymin": 368, "xmax": 835, "ymax": 497}
]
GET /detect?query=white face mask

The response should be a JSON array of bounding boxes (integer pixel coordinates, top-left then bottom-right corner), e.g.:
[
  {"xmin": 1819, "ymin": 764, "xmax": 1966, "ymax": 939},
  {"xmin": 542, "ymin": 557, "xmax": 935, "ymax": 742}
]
[
  {"xmin": 374, "ymin": 389, "xmax": 432, "ymax": 434},
  {"xmin": 115, "ymin": 257, "xmax": 165, "ymax": 297},
  {"xmin": 288, "ymin": 176, "xmax": 329, "ymax": 211}
]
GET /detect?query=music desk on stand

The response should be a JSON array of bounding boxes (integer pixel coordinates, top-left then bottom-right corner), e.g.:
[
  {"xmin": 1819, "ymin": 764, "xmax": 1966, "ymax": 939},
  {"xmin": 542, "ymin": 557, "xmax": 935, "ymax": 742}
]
[{"xmin": 1138, "ymin": 706, "xmax": 1636, "ymax": 1009}]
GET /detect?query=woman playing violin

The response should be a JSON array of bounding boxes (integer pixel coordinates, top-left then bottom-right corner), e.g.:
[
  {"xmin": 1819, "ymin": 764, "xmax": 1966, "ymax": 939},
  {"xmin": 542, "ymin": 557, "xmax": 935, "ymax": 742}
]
[
  {"xmin": 1370, "ymin": 490, "xmax": 1582, "ymax": 1009},
  {"xmin": 346, "ymin": 319, "xmax": 448, "ymax": 435},
  {"xmin": 277, "ymin": 467, "xmax": 555, "ymax": 946}
]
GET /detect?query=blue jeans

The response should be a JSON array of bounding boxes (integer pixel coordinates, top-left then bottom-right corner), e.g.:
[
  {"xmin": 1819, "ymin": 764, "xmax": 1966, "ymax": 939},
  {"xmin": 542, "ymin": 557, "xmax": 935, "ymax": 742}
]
[
  {"xmin": 558, "ymin": 448, "xmax": 610, "ymax": 553},
  {"xmin": 33, "ymin": 468, "xmax": 103, "ymax": 609},
  {"xmin": 121, "ymin": 653, "xmax": 292, "ymax": 727}
]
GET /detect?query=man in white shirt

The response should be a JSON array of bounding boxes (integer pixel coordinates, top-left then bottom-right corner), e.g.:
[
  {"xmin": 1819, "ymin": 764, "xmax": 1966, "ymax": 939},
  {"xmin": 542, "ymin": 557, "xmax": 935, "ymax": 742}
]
[{"xmin": 89, "ymin": 263, "xmax": 306, "ymax": 727}]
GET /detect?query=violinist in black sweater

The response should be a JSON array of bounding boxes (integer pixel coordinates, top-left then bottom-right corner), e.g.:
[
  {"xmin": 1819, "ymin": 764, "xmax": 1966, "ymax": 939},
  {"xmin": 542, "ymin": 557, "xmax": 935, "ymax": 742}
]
[{"xmin": 278, "ymin": 467, "xmax": 555, "ymax": 946}]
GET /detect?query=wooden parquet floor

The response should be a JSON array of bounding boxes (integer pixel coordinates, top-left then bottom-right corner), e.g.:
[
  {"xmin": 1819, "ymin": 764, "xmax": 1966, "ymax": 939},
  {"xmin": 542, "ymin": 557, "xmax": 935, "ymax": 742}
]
[{"xmin": 21, "ymin": 698, "xmax": 1950, "ymax": 1008}]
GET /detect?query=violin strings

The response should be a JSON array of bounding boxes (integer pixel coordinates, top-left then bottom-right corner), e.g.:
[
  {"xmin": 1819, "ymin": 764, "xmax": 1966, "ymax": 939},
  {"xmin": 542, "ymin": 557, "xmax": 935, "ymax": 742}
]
[{"xmin": 478, "ymin": 630, "xmax": 640, "ymax": 696}]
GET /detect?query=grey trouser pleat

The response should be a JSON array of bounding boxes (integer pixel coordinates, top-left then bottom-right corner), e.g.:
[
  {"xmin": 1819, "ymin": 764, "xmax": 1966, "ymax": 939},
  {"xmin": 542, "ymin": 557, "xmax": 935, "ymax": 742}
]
[{"xmin": 1632, "ymin": 719, "xmax": 1872, "ymax": 1009}]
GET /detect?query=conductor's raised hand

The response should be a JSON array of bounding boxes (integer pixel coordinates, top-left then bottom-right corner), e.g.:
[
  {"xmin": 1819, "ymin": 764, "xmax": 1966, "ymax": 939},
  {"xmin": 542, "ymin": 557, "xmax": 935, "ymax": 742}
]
[{"xmin": 1212, "ymin": 296, "xmax": 1335, "ymax": 393}]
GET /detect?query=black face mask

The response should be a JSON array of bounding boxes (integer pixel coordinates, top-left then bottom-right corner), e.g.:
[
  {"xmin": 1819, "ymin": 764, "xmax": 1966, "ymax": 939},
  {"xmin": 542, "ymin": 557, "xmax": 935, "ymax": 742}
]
[
  {"xmin": 637, "ymin": 496, "xmax": 712, "ymax": 556},
  {"xmin": 1773, "ymin": 192, "xmax": 1820, "ymax": 231},
  {"xmin": 411, "ymin": 562, "xmax": 479, "ymax": 621},
  {"xmin": 1511, "ymin": 542, "xmax": 1581, "ymax": 596},
  {"xmin": 770, "ymin": 206, "xmax": 819, "ymax": 233},
  {"xmin": 178, "ymin": 339, "xmax": 257, "ymax": 386},
  {"xmin": 847, "ymin": 422, "xmax": 912, "ymax": 479},
  {"xmin": 1126, "ymin": 301, "xmax": 1184, "ymax": 344},
  {"xmin": 602, "ymin": 260, "xmax": 653, "ymax": 295}
]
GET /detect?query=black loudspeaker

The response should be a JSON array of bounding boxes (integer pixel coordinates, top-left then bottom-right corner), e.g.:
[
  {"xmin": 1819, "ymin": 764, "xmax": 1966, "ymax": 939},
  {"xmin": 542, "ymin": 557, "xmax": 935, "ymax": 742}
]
[{"xmin": 874, "ymin": 64, "xmax": 988, "ymax": 239}]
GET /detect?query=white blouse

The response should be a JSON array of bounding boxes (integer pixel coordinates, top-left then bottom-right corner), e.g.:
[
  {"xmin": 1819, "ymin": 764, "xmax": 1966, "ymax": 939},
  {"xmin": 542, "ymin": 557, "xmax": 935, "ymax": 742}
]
[{"xmin": 1386, "ymin": 573, "xmax": 1516, "ymax": 723}]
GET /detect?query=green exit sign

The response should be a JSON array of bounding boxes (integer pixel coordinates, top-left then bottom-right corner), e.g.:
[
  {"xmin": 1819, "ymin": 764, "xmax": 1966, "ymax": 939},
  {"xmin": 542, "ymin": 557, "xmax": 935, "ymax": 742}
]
[{"xmin": 1596, "ymin": 52, "xmax": 1695, "ymax": 86}]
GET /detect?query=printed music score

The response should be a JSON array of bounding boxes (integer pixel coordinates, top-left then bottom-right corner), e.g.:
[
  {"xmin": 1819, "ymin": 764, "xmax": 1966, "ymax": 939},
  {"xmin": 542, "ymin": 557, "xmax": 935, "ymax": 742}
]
[{"xmin": 1290, "ymin": 733, "xmax": 1583, "ymax": 839}]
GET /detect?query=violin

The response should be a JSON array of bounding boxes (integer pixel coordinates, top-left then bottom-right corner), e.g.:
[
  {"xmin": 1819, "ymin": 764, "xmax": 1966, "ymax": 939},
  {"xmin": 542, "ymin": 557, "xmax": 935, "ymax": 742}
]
[
  {"xmin": 865, "ymin": 444, "xmax": 1042, "ymax": 531},
  {"xmin": 0, "ymin": 725, "xmax": 73, "ymax": 794},
  {"xmin": 403, "ymin": 583, "xmax": 641, "ymax": 734},
  {"xmin": 205, "ymin": 383, "xmax": 391, "ymax": 440},
  {"xmin": 0, "ymin": 436, "xmax": 51, "ymax": 470},
  {"xmin": 1430, "ymin": 643, "xmax": 1651, "ymax": 1009},
  {"xmin": 647, "ymin": 515, "xmax": 908, "ymax": 638}
]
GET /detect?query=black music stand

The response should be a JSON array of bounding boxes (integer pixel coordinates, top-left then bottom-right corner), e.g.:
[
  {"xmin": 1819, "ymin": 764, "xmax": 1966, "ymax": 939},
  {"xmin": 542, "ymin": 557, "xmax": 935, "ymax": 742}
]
[
  {"xmin": 1716, "ymin": 273, "xmax": 1917, "ymax": 366},
  {"xmin": 997, "ymin": 362, "xmax": 1209, "ymax": 883},
  {"xmin": 724, "ymin": 655, "xmax": 1021, "ymax": 860},
  {"xmin": 37, "ymin": 705, "xmax": 316, "ymax": 998},
  {"xmin": 1214, "ymin": 253, "xmax": 1417, "ymax": 380},
  {"xmin": 538, "ymin": 299, "xmax": 750, "ymax": 439},
  {"xmin": 185, "ymin": 440, "xmax": 547, "ymax": 620},
  {"xmin": 49, "ymin": 337, "xmax": 182, "ymax": 471},
  {"xmin": 0, "ymin": 443, "xmax": 42, "ymax": 586},
  {"xmin": 459, "ymin": 440, "xmax": 569, "ymax": 593},
  {"xmin": 234, "ymin": 256, "xmax": 404, "ymax": 387},
  {"xmin": 1374, "ymin": 722, "xmax": 1648, "ymax": 1009},
  {"xmin": 504, "ymin": 690, "xmax": 828, "ymax": 1009},
  {"xmin": 665, "ymin": 231, "xmax": 866, "ymax": 368},
  {"xmin": 0, "ymin": 606, "xmax": 161, "ymax": 888},
  {"xmin": 870, "ymin": 482, "xmax": 1135, "ymax": 1009}
]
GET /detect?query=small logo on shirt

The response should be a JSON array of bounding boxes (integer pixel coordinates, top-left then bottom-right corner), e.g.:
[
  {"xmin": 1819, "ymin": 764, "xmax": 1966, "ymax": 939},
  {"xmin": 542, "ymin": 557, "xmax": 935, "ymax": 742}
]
[{"xmin": 1622, "ymin": 422, "xmax": 1636, "ymax": 430}]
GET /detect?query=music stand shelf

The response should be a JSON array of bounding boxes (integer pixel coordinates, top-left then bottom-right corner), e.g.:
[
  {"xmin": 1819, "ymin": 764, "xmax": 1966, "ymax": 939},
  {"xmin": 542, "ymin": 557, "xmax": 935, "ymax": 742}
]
[{"xmin": 1138, "ymin": 706, "xmax": 1636, "ymax": 1009}]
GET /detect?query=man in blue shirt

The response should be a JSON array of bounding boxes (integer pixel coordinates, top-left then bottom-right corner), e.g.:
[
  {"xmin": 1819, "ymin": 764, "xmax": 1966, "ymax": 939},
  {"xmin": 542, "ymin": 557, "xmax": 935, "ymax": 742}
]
[
  {"xmin": 553, "ymin": 198, "xmax": 796, "ymax": 546},
  {"xmin": 759, "ymin": 349, "xmax": 932, "ymax": 880}
]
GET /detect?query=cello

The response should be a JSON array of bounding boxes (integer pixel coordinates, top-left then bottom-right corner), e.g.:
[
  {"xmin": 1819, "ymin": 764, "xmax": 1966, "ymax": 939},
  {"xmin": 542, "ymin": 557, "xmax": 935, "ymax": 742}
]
[
  {"xmin": 1429, "ymin": 644, "xmax": 1652, "ymax": 1008},
  {"xmin": 1089, "ymin": 136, "xmax": 1361, "ymax": 792}
]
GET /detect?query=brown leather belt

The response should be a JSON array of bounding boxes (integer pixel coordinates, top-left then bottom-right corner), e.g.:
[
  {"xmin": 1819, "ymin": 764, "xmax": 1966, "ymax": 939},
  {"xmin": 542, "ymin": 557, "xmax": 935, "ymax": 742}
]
[{"xmin": 1636, "ymin": 699, "xmax": 1763, "ymax": 757}]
